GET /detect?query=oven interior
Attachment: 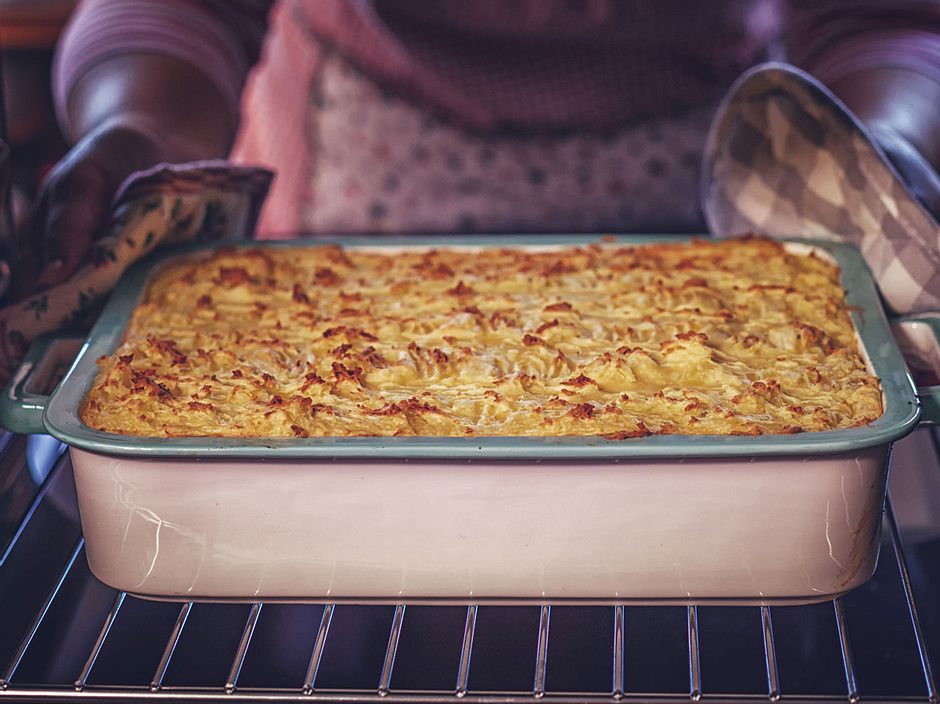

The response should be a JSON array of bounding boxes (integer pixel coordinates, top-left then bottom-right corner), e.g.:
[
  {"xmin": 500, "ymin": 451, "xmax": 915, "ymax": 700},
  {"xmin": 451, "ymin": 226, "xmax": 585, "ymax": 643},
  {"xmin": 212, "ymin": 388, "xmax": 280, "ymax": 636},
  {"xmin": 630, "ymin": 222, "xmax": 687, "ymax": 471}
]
[{"xmin": 0, "ymin": 425, "xmax": 936, "ymax": 703}]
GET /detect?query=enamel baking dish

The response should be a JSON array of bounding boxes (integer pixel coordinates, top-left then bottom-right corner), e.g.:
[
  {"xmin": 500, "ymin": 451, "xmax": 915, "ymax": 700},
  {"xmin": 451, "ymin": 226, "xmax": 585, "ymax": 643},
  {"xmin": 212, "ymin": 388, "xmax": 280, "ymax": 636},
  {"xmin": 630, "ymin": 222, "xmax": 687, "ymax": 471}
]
[{"xmin": 2, "ymin": 235, "xmax": 934, "ymax": 604}]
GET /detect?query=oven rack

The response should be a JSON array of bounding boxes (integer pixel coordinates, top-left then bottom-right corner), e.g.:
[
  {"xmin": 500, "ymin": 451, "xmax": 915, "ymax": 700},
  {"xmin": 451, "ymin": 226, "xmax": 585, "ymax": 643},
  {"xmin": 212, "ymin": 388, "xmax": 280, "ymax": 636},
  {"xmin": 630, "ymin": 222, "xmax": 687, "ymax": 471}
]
[{"xmin": 0, "ymin": 447, "xmax": 936, "ymax": 704}]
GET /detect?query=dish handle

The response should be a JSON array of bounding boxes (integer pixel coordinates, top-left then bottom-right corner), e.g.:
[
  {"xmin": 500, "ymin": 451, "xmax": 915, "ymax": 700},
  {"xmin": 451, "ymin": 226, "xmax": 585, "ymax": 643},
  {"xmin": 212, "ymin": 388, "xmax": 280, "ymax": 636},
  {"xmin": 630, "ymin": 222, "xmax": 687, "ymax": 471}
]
[
  {"xmin": 891, "ymin": 315, "xmax": 940, "ymax": 426},
  {"xmin": 0, "ymin": 334, "xmax": 85, "ymax": 435}
]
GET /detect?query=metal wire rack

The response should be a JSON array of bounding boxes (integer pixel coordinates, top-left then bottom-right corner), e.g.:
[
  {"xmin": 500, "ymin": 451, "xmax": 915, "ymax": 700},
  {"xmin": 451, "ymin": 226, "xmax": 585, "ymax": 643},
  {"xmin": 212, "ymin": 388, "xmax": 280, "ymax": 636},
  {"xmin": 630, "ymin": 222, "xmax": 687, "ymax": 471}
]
[{"xmin": 0, "ymin": 438, "xmax": 936, "ymax": 704}]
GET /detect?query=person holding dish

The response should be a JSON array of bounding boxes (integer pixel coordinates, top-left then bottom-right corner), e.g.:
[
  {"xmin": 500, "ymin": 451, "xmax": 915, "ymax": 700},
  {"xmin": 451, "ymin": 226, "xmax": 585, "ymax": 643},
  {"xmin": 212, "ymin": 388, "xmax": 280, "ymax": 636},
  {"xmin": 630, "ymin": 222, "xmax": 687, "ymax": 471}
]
[{"xmin": 18, "ymin": 0, "xmax": 940, "ymax": 296}]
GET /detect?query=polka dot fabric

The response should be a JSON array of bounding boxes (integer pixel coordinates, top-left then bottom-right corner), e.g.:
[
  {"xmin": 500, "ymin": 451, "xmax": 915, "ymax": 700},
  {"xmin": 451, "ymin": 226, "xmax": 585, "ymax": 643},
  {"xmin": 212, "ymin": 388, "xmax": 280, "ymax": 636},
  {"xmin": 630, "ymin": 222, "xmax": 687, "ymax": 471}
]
[{"xmin": 301, "ymin": 53, "xmax": 712, "ymax": 235}]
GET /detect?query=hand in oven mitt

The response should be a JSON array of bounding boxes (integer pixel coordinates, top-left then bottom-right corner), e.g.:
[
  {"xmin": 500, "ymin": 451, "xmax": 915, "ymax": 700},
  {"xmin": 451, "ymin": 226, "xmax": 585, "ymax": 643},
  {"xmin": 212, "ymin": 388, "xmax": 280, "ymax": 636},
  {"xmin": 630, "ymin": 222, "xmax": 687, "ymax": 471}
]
[
  {"xmin": 0, "ymin": 162, "xmax": 272, "ymax": 387},
  {"xmin": 702, "ymin": 63, "xmax": 940, "ymax": 315}
]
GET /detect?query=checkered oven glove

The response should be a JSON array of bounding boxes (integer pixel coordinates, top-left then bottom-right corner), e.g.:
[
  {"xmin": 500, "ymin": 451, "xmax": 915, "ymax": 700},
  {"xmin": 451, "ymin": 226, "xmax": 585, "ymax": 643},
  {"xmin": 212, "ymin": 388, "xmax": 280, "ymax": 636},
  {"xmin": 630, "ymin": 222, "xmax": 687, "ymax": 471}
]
[
  {"xmin": 0, "ymin": 163, "xmax": 272, "ymax": 386},
  {"xmin": 702, "ymin": 63, "xmax": 940, "ymax": 315}
]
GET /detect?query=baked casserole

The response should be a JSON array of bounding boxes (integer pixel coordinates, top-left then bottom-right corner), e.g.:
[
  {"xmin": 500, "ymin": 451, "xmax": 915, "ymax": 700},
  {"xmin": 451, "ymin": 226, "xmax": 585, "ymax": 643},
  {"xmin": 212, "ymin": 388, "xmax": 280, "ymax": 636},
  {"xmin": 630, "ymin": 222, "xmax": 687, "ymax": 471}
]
[{"xmin": 81, "ymin": 237, "xmax": 883, "ymax": 437}]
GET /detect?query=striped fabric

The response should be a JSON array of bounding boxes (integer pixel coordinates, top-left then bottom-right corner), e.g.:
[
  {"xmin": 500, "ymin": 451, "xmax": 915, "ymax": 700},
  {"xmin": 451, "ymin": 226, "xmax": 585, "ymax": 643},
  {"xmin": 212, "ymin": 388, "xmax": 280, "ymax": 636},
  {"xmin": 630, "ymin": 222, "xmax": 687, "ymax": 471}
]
[
  {"xmin": 784, "ymin": 1, "xmax": 940, "ymax": 85},
  {"xmin": 53, "ymin": 0, "xmax": 272, "ymax": 138}
]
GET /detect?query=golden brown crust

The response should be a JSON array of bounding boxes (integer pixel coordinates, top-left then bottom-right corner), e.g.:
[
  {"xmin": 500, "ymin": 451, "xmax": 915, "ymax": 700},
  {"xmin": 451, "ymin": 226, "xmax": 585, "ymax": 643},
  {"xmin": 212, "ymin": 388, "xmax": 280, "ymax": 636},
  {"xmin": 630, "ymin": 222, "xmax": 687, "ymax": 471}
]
[{"xmin": 80, "ymin": 237, "xmax": 883, "ymax": 438}]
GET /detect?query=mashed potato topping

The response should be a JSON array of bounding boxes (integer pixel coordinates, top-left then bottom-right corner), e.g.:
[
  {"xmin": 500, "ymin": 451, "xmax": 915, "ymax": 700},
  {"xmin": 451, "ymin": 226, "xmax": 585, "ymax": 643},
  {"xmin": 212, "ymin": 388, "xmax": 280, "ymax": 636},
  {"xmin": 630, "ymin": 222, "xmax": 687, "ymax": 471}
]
[{"xmin": 81, "ymin": 237, "xmax": 882, "ymax": 437}]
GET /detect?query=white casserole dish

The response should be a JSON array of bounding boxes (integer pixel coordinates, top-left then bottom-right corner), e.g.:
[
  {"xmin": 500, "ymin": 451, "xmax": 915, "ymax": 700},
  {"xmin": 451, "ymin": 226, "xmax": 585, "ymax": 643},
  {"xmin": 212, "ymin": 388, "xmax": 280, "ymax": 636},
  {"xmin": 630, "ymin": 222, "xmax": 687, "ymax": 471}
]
[
  {"xmin": 1, "ymin": 235, "xmax": 932, "ymax": 604},
  {"xmin": 70, "ymin": 448, "xmax": 890, "ymax": 602}
]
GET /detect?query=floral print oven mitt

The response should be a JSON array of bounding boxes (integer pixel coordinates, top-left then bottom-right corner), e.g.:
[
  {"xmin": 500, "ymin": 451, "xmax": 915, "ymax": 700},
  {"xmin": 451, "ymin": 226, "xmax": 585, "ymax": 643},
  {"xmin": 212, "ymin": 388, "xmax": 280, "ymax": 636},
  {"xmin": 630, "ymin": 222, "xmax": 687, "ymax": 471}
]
[{"xmin": 0, "ymin": 162, "xmax": 272, "ymax": 386}]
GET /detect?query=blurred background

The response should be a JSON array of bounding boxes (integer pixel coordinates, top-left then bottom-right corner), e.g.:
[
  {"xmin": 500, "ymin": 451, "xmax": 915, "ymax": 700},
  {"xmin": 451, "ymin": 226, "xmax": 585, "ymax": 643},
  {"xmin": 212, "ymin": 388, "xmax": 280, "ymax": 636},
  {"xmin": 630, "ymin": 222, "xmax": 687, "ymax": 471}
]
[{"xmin": 0, "ymin": 0, "xmax": 74, "ymax": 235}]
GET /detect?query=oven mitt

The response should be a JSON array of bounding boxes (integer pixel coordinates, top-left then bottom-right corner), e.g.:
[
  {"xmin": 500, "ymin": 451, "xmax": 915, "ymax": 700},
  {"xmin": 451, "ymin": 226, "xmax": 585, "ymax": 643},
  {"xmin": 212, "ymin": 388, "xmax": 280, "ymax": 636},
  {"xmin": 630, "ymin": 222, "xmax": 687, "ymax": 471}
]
[
  {"xmin": 702, "ymin": 62, "xmax": 940, "ymax": 315},
  {"xmin": 0, "ymin": 162, "xmax": 273, "ymax": 386}
]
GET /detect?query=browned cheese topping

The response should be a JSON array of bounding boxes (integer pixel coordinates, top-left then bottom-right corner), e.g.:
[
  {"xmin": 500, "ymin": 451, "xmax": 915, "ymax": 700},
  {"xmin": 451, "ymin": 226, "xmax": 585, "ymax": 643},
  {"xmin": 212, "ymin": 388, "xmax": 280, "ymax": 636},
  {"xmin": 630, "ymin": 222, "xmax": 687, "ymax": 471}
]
[{"xmin": 81, "ymin": 237, "xmax": 883, "ymax": 438}]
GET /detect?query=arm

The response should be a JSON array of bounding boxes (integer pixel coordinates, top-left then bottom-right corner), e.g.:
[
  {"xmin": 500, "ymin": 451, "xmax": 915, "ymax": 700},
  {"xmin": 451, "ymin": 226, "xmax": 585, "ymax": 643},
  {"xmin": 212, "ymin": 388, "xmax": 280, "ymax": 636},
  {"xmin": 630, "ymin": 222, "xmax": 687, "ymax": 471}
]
[
  {"xmin": 21, "ymin": 0, "xmax": 273, "ymax": 293},
  {"xmin": 830, "ymin": 67, "xmax": 940, "ymax": 217},
  {"xmin": 67, "ymin": 54, "xmax": 237, "ymax": 163},
  {"xmin": 784, "ymin": 2, "xmax": 940, "ymax": 215},
  {"xmin": 829, "ymin": 67, "xmax": 940, "ymax": 171}
]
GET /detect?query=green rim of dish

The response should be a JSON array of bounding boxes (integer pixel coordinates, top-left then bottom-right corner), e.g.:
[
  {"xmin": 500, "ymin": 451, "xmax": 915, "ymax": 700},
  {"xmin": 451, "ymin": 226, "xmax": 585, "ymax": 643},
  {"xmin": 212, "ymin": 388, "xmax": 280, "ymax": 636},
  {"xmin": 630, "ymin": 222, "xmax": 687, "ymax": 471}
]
[{"xmin": 42, "ymin": 234, "xmax": 920, "ymax": 459}]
